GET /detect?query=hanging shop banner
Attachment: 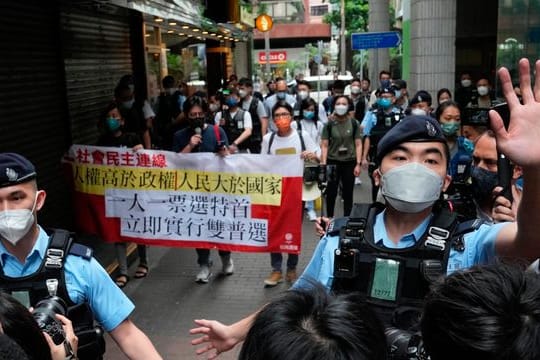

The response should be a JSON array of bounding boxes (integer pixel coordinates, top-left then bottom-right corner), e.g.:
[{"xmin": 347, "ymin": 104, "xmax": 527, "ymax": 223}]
[{"xmin": 65, "ymin": 145, "xmax": 303, "ymax": 254}]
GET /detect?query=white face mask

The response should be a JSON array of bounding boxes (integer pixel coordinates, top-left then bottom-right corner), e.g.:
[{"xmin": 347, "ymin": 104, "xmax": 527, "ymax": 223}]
[
  {"xmin": 298, "ymin": 91, "xmax": 309, "ymax": 100},
  {"xmin": 461, "ymin": 79, "xmax": 472, "ymax": 88},
  {"xmin": 238, "ymin": 89, "xmax": 248, "ymax": 98},
  {"xmin": 477, "ymin": 86, "xmax": 489, "ymax": 96},
  {"xmin": 381, "ymin": 163, "xmax": 443, "ymax": 213},
  {"xmin": 166, "ymin": 88, "xmax": 176, "ymax": 95},
  {"xmin": 334, "ymin": 104, "xmax": 348, "ymax": 116},
  {"xmin": 350, "ymin": 86, "xmax": 361, "ymax": 95},
  {"xmin": 0, "ymin": 193, "xmax": 38, "ymax": 245},
  {"xmin": 121, "ymin": 99, "xmax": 135, "ymax": 109},
  {"xmin": 411, "ymin": 108, "xmax": 427, "ymax": 116}
]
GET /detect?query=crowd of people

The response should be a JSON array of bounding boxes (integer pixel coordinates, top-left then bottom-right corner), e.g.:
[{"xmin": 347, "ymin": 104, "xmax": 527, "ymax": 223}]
[{"xmin": 0, "ymin": 57, "xmax": 539, "ymax": 359}]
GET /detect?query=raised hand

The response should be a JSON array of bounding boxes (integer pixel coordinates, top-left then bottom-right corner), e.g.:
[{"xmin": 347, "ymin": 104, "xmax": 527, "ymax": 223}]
[
  {"xmin": 490, "ymin": 59, "xmax": 540, "ymax": 168},
  {"xmin": 190, "ymin": 319, "xmax": 242, "ymax": 359}
]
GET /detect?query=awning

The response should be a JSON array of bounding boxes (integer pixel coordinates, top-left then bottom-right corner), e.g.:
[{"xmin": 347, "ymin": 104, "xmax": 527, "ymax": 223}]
[{"xmin": 110, "ymin": 0, "xmax": 202, "ymax": 27}]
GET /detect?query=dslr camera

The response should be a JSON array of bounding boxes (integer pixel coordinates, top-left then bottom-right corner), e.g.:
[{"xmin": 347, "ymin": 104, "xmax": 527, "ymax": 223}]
[
  {"xmin": 33, "ymin": 295, "xmax": 68, "ymax": 345},
  {"xmin": 386, "ymin": 327, "xmax": 429, "ymax": 360}
]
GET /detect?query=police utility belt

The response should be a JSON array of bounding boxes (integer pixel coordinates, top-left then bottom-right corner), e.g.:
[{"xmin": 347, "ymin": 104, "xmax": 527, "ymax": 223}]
[
  {"xmin": 0, "ymin": 229, "xmax": 106, "ymax": 360},
  {"xmin": 330, "ymin": 203, "xmax": 481, "ymax": 328}
]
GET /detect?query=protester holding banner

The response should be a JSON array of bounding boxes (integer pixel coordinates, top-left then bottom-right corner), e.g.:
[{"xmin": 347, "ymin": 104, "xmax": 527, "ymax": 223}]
[
  {"xmin": 260, "ymin": 100, "xmax": 320, "ymax": 287},
  {"xmin": 97, "ymin": 102, "xmax": 150, "ymax": 288},
  {"xmin": 172, "ymin": 96, "xmax": 234, "ymax": 283}
]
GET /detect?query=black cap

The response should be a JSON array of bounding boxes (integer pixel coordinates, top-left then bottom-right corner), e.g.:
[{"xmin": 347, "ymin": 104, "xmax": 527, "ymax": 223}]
[
  {"xmin": 410, "ymin": 90, "xmax": 432, "ymax": 106},
  {"xmin": 376, "ymin": 115, "xmax": 446, "ymax": 164},
  {"xmin": 376, "ymin": 87, "xmax": 395, "ymax": 96},
  {"xmin": 0, "ymin": 153, "xmax": 37, "ymax": 188}
]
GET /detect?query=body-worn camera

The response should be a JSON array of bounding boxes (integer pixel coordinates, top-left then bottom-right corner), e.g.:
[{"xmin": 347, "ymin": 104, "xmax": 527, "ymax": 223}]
[
  {"xmin": 334, "ymin": 218, "xmax": 366, "ymax": 278},
  {"xmin": 33, "ymin": 296, "xmax": 68, "ymax": 345}
]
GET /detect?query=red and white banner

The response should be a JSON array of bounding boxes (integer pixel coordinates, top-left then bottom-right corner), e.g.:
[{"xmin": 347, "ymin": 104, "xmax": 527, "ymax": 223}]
[
  {"xmin": 64, "ymin": 145, "xmax": 303, "ymax": 254},
  {"xmin": 258, "ymin": 51, "xmax": 287, "ymax": 64}
]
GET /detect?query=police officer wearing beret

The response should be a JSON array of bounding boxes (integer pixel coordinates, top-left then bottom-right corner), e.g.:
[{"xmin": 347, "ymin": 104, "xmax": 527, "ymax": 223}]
[
  {"xmin": 190, "ymin": 59, "xmax": 540, "ymax": 358},
  {"xmin": 0, "ymin": 153, "xmax": 161, "ymax": 359}
]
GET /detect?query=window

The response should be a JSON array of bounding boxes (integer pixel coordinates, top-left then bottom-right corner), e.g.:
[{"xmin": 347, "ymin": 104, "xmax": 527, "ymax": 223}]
[{"xmin": 310, "ymin": 5, "xmax": 329, "ymax": 16}]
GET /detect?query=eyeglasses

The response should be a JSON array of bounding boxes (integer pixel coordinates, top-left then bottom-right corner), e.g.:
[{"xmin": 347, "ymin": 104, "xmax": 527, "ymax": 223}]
[
  {"xmin": 188, "ymin": 112, "xmax": 205, "ymax": 118},
  {"xmin": 274, "ymin": 112, "xmax": 291, "ymax": 119}
]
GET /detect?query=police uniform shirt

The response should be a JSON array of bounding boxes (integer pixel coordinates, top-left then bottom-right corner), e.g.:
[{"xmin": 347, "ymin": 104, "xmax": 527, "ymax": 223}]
[
  {"xmin": 361, "ymin": 106, "xmax": 402, "ymax": 137},
  {"xmin": 293, "ymin": 211, "xmax": 507, "ymax": 292},
  {"xmin": 0, "ymin": 227, "xmax": 135, "ymax": 332}
]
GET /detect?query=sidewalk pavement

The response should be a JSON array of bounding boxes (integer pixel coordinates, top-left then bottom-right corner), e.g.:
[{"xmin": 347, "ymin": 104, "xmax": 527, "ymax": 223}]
[{"xmin": 95, "ymin": 173, "xmax": 371, "ymax": 359}]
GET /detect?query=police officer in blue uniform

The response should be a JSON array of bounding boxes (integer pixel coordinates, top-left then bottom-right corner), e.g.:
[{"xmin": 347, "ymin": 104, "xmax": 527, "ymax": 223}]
[
  {"xmin": 190, "ymin": 58, "xmax": 540, "ymax": 358},
  {"xmin": 0, "ymin": 153, "xmax": 162, "ymax": 360}
]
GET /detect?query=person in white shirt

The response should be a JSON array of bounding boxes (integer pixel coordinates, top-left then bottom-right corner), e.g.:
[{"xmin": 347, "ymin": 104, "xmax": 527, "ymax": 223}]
[{"xmin": 261, "ymin": 101, "xmax": 320, "ymax": 287}]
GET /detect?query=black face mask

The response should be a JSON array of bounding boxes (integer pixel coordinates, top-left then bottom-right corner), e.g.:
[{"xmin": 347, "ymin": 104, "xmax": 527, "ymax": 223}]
[
  {"xmin": 189, "ymin": 117, "xmax": 205, "ymax": 130},
  {"xmin": 471, "ymin": 166, "xmax": 498, "ymax": 206}
]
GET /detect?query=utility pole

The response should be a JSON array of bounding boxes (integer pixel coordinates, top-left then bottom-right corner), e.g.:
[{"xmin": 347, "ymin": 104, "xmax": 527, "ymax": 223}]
[{"xmin": 340, "ymin": 0, "xmax": 346, "ymax": 74}]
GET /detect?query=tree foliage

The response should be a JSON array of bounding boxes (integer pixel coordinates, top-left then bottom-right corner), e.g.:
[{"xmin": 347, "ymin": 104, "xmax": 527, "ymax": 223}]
[{"xmin": 323, "ymin": 0, "xmax": 369, "ymax": 34}]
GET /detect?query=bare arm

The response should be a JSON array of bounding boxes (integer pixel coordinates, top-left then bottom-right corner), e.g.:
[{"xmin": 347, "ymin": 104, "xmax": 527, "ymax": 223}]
[
  {"xmin": 354, "ymin": 137, "xmax": 363, "ymax": 176},
  {"xmin": 492, "ymin": 59, "xmax": 540, "ymax": 260},
  {"xmin": 260, "ymin": 116, "xmax": 269, "ymax": 137},
  {"xmin": 320, "ymin": 139, "xmax": 329, "ymax": 165},
  {"xmin": 109, "ymin": 319, "xmax": 162, "ymax": 360},
  {"xmin": 190, "ymin": 311, "xmax": 259, "ymax": 359}
]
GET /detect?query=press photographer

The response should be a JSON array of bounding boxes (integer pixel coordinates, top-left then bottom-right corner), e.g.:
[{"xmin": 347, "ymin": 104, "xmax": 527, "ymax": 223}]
[
  {"xmin": 447, "ymin": 105, "xmax": 521, "ymax": 223},
  {"xmin": 0, "ymin": 290, "xmax": 77, "ymax": 360},
  {"xmin": 190, "ymin": 58, "xmax": 540, "ymax": 360},
  {"xmin": 0, "ymin": 153, "xmax": 162, "ymax": 360}
]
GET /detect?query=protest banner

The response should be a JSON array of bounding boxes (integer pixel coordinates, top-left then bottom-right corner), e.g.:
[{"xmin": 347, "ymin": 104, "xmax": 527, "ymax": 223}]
[{"xmin": 65, "ymin": 145, "xmax": 303, "ymax": 254}]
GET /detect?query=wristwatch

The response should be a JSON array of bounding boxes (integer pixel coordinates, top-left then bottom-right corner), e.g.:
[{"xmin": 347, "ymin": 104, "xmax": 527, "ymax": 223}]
[{"xmin": 64, "ymin": 340, "xmax": 78, "ymax": 360}]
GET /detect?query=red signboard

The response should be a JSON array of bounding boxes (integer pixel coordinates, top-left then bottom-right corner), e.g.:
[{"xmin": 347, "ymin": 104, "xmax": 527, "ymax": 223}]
[{"xmin": 258, "ymin": 51, "xmax": 287, "ymax": 64}]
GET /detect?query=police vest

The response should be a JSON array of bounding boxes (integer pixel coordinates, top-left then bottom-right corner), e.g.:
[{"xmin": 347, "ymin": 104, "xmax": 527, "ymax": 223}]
[
  {"xmin": 330, "ymin": 203, "xmax": 480, "ymax": 329},
  {"xmin": 368, "ymin": 109, "xmax": 403, "ymax": 156},
  {"xmin": 0, "ymin": 229, "xmax": 105, "ymax": 360},
  {"xmin": 222, "ymin": 108, "xmax": 249, "ymax": 150}
]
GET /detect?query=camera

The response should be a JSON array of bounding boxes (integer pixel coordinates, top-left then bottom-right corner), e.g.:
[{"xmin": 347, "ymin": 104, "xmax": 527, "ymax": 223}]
[
  {"xmin": 334, "ymin": 218, "xmax": 365, "ymax": 278},
  {"xmin": 386, "ymin": 327, "xmax": 428, "ymax": 360},
  {"xmin": 33, "ymin": 296, "xmax": 68, "ymax": 345}
]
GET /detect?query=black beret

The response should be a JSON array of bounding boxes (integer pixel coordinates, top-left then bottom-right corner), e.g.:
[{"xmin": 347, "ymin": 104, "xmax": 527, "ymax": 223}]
[
  {"xmin": 410, "ymin": 90, "xmax": 432, "ymax": 106},
  {"xmin": 376, "ymin": 115, "xmax": 446, "ymax": 164},
  {"xmin": 0, "ymin": 153, "xmax": 36, "ymax": 188}
]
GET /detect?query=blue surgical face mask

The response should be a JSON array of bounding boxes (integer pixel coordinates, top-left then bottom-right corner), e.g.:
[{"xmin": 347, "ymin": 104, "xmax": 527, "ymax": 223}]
[
  {"xmin": 377, "ymin": 98, "xmax": 392, "ymax": 109},
  {"xmin": 441, "ymin": 121, "xmax": 459, "ymax": 136},
  {"xmin": 304, "ymin": 111, "xmax": 315, "ymax": 120},
  {"xmin": 394, "ymin": 90, "xmax": 402, "ymax": 98},
  {"xmin": 106, "ymin": 117, "xmax": 121, "ymax": 132},
  {"xmin": 276, "ymin": 91, "xmax": 287, "ymax": 100},
  {"xmin": 226, "ymin": 97, "xmax": 239, "ymax": 107}
]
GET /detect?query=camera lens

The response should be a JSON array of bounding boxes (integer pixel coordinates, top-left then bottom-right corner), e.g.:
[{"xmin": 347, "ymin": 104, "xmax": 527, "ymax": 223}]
[
  {"xmin": 33, "ymin": 296, "xmax": 67, "ymax": 345},
  {"xmin": 385, "ymin": 327, "xmax": 412, "ymax": 359}
]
